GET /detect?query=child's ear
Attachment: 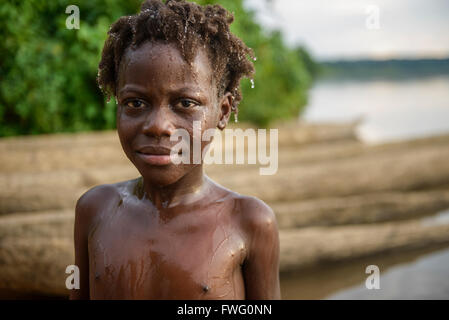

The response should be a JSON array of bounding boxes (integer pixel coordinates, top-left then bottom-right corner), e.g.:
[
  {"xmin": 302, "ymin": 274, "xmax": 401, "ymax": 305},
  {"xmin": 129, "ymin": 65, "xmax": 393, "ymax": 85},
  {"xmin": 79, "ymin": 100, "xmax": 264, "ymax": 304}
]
[{"xmin": 217, "ymin": 92, "xmax": 233, "ymax": 130}]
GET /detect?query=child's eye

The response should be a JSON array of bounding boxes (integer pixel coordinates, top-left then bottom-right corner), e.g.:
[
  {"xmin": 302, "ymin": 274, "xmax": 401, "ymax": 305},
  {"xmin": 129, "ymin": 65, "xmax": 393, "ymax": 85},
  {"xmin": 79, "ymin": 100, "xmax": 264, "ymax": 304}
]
[
  {"xmin": 176, "ymin": 99, "xmax": 198, "ymax": 109},
  {"xmin": 125, "ymin": 99, "xmax": 145, "ymax": 109}
]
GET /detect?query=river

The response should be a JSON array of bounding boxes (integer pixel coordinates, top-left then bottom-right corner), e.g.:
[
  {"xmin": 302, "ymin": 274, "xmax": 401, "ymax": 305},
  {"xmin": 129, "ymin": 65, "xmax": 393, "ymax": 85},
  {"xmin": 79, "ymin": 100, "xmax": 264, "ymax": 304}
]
[
  {"xmin": 280, "ymin": 203, "xmax": 449, "ymax": 300},
  {"xmin": 284, "ymin": 76, "xmax": 449, "ymax": 299},
  {"xmin": 301, "ymin": 75, "xmax": 449, "ymax": 143}
]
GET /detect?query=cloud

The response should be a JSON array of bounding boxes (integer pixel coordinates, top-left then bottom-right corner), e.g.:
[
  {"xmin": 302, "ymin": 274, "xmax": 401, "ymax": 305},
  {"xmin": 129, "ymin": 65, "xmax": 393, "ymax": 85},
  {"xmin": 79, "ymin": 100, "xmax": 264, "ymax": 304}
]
[{"xmin": 244, "ymin": 0, "xmax": 449, "ymax": 60}]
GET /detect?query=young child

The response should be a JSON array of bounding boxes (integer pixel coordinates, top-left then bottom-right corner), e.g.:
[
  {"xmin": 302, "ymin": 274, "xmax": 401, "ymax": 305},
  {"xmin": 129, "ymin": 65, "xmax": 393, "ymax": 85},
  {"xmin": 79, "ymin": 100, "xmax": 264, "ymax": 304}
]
[{"xmin": 70, "ymin": 0, "xmax": 280, "ymax": 300}]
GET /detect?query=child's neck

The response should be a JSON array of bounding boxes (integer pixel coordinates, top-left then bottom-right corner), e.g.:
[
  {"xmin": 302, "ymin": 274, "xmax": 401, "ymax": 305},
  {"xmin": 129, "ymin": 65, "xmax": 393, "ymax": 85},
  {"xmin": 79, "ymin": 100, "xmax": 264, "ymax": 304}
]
[{"xmin": 141, "ymin": 165, "xmax": 208, "ymax": 210}]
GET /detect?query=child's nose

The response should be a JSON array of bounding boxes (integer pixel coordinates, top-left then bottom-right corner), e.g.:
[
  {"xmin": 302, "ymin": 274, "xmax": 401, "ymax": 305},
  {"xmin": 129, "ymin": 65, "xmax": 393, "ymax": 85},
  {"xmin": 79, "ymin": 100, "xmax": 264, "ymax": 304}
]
[{"xmin": 141, "ymin": 105, "xmax": 175, "ymax": 138}]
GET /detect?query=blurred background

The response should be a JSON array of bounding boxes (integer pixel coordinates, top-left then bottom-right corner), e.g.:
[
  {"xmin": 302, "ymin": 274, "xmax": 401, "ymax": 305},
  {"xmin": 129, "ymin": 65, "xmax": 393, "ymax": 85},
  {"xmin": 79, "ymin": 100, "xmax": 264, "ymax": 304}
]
[{"xmin": 1, "ymin": 0, "xmax": 449, "ymax": 299}]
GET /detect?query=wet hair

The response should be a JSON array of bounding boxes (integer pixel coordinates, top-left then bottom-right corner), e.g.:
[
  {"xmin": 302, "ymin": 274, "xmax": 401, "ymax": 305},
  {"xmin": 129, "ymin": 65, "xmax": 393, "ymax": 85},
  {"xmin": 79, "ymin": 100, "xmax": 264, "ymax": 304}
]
[{"xmin": 97, "ymin": 0, "xmax": 255, "ymax": 117}]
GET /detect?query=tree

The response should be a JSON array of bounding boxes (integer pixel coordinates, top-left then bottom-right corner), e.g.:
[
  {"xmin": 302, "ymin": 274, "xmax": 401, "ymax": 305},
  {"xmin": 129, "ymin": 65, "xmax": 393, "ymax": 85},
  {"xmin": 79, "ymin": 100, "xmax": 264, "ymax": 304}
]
[{"xmin": 0, "ymin": 0, "xmax": 314, "ymax": 136}]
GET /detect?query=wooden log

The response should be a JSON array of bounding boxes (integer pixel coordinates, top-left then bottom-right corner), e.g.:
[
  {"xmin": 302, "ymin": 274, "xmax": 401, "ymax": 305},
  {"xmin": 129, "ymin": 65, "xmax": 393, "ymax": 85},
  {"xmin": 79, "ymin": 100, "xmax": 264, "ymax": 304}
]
[
  {"xmin": 210, "ymin": 141, "xmax": 449, "ymax": 202},
  {"xmin": 0, "ymin": 213, "xmax": 74, "ymax": 296},
  {"xmin": 0, "ymin": 166, "xmax": 138, "ymax": 215},
  {"xmin": 280, "ymin": 219, "xmax": 449, "ymax": 272},
  {"xmin": 272, "ymin": 190, "xmax": 449, "ymax": 228}
]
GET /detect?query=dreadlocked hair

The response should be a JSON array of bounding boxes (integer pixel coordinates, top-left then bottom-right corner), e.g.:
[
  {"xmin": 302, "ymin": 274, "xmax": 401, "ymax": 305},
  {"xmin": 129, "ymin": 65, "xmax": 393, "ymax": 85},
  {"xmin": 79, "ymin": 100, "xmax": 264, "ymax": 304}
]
[{"xmin": 97, "ymin": 0, "xmax": 255, "ymax": 117}]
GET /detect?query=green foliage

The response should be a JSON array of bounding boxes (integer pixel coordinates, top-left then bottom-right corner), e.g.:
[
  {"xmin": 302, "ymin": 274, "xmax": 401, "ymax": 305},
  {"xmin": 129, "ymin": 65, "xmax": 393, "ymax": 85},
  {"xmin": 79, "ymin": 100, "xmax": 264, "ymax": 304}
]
[
  {"xmin": 0, "ymin": 0, "xmax": 314, "ymax": 136},
  {"xmin": 196, "ymin": 0, "xmax": 313, "ymax": 126},
  {"xmin": 0, "ymin": 0, "xmax": 141, "ymax": 136}
]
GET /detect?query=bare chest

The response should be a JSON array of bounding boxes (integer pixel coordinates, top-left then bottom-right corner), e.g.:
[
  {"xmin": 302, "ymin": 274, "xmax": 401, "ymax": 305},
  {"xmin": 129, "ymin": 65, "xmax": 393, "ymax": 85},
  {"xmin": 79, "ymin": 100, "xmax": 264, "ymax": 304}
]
[{"xmin": 88, "ymin": 206, "xmax": 247, "ymax": 299}]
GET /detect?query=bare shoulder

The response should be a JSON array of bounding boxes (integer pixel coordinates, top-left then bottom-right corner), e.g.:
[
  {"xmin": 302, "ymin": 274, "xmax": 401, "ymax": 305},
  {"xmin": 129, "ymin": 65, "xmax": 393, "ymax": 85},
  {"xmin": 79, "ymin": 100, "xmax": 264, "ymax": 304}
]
[
  {"xmin": 236, "ymin": 196, "xmax": 281, "ymax": 300},
  {"xmin": 235, "ymin": 194, "xmax": 279, "ymax": 274},
  {"xmin": 234, "ymin": 194, "xmax": 278, "ymax": 236},
  {"xmin": 208, "ymin": 177, "xmax": 277, "ymax": 234},
  {"xmin": 74, "ymin": 179, "xmax": 136, "ymax": 231},
  {"xmin": 76, "ymin": 183, "xmax": 119, "ymax": 216}
]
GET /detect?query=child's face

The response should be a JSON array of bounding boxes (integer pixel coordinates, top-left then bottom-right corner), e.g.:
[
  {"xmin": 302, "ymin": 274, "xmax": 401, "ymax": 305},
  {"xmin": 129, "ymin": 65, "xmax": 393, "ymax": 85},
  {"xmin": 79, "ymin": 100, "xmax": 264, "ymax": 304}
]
[{"xmin": 116, "ymin": 41, "xmax": 230, "ymax": 186}]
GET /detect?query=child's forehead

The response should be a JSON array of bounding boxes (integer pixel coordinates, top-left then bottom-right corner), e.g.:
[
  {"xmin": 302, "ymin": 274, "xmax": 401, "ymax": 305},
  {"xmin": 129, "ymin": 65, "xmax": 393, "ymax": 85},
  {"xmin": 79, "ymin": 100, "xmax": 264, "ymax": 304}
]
[{"xmin": 118, "ymin": 41, "xmax": 216, "ymax": 92}]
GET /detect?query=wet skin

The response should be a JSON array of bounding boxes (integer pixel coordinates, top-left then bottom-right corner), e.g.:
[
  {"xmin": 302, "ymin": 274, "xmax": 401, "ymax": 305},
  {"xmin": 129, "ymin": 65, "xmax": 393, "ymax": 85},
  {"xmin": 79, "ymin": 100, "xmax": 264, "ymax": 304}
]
[{"xmin": 70, "ymin": 41, "xmax": 280, "ymax": 300}]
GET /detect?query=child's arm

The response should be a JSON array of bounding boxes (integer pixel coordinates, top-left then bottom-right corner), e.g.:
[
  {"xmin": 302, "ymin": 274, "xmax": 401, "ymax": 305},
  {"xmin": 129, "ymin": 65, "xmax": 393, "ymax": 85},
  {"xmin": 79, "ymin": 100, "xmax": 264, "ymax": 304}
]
[
  {"xmin": 69, "ymin": 185, "xmax": 112, "ymax": 299},
  {"xmin": 241, "ymin": 197, "xmax": 281, "ymax": 300},
  {"xmin": 69, "ymin": 192, "xmax": 93, "ymax": 299}
]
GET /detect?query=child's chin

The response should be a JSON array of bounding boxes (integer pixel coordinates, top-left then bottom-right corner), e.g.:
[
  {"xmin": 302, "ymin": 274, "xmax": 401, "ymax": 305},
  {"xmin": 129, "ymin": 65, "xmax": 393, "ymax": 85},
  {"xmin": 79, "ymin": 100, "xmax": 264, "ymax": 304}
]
[{"xmin": 136, "ymin": 165, "xmax": 191, "ymax": 187}]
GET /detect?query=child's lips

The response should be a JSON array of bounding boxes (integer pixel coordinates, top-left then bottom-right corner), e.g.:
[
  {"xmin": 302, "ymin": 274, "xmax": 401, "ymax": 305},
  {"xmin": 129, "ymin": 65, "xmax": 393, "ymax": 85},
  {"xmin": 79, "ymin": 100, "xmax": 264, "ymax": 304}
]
[
  {"xmin": 136, "ymin": 146, "xmax": 177, "ymax": 166},
  {"xmin": 137, "ymin": 152, "xmax": 172, "ymax": 165}
]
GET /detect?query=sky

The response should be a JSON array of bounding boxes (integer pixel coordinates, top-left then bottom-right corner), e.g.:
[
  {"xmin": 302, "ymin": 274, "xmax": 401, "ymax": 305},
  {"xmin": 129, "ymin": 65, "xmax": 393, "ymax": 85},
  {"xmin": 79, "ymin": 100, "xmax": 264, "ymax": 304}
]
[{"xmin": 244, "ymin": 0, "xmax": 449, "ymax": 61}]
